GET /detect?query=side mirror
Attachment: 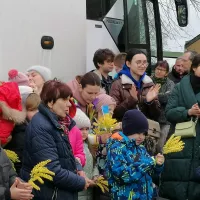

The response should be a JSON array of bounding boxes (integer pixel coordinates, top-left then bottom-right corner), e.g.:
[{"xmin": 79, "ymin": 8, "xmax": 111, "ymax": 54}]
[{"xmin": 174, "ymin": 0, "xmax": 188, "ymax": 27}]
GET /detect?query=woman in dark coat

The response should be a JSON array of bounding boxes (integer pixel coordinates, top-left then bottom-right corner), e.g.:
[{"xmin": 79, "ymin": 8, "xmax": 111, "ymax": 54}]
[
  {"xmin": 20, "ymin": 80, "xmax": 88, "ymax": 200},
  {"xmin": 159, "ymin": 54, "xmax": 200, "ymax": 200}
]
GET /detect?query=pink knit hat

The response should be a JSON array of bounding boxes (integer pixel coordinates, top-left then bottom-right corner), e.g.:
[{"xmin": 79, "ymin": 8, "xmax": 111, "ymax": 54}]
[
  {"xmin": 8, "ymin": 69, "xmax": 29, "ymax": 86},
  {"xmin": 95, "ymin": 94, "xmax": 116, "ymax": 113}
]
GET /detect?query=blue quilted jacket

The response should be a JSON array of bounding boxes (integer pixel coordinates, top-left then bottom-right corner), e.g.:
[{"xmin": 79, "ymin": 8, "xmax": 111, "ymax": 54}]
[
  {"xmin": 20, "ymin": 104, "xmax": 85, "ymax": 200},
  {"xmin": 106, "ymin": 132, "xmax": 163, "ymax": 200}
]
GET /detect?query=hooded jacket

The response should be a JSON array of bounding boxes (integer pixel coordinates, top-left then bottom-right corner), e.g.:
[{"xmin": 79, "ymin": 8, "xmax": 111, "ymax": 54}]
[
  {"xmin": 110, "ymin": 65, "xmax": 161, "ymax": 121},
  {"xmin": 0, "ymin": 82, "xmax": 26, "ymax": 145},
  {"xmin": 106, "ymin": 132, "xmax": 163, "ymax": 200}
]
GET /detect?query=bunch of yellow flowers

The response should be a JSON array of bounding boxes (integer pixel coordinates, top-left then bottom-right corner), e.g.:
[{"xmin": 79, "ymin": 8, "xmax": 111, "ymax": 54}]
[
  {"xmin": 163, "ymin": 134, "xmax": 185, "ymax": 154},
  {"xmin": 28, "ymin": 159, "xmax": 55, "ymax": 191},
  {"xmin": 93, "ymin": 114, "xmax": 118, "ymax": 135}
]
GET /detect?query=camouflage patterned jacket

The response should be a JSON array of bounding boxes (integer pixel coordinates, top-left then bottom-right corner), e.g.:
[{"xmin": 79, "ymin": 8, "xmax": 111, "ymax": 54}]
[{"xmin": 106, "ymin": 132, "xmax": 163, "ymax": 200}]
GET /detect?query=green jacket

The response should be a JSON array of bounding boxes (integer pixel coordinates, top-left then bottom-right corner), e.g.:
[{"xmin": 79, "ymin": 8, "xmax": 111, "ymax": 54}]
[{"xmin": 159, "ymin": 75, "xmax": 200, "ymax": 200}]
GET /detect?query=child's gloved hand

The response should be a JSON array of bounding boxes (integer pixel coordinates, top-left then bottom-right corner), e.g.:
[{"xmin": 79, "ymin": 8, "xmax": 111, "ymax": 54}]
[{"xmin": 155, "ymin": 153, "xmax": 165, "ymax": 166}]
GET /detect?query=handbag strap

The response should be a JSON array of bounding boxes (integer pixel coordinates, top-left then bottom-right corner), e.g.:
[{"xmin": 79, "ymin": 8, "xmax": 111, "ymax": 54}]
[{"xmin": 191, "ymin": 117, "xmax": 198, "ymax": 124}]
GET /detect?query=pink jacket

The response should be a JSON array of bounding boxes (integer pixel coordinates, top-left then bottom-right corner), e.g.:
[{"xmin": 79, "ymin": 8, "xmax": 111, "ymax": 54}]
[{"xmin": 69, "ymin": 126, "xmax": 86, "ymax": 167}]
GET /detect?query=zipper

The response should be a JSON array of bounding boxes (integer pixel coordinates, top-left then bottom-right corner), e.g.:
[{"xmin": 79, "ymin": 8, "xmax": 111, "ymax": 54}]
[
  {"xmin": 145, "ymin": 175, "xmax": 149, "ymax": 200},
  {"xmin": 51, "ymin": 187, "xmax": 58, "ymax": 200}
]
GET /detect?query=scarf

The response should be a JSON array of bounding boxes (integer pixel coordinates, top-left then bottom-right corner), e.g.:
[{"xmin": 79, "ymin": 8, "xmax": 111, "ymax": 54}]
[
  {"xmin": 118, "ymin": 64, "xmax": 146, "ymax": 89},
  {"xmin": 190, "ymin": 73, "xmax": 200, "ymax": 95},
  {"xmin": 58, "ymin": 115, "xmax": 71, "ymax": 135},
  {"xmin": 152, "ymin": 76, "xmax": 167, "ymax": 86}
]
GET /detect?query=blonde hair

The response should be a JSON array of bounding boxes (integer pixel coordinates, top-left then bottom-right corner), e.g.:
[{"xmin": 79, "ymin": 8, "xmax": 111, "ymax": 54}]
[
  {"xmin": 114, "ymin": 53, "xmax": 127, "ymax": 67},
  {"xmin": 26, "ymin": 93, "xmax": 41, "ymax": 111}
]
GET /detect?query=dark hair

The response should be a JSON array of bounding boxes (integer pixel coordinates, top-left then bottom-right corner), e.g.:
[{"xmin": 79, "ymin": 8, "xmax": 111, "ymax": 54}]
[
  {"xmin": 93, "ymin": 49, "xmax": 115, "ymax": 69},
  {"xmin": 40, "ymin": 80, "xmax": 72, "ymax": 104},
  {"xmin": 125, "ymin": 49, "xmax": 146, "ymax": 62},
  {"xmin": 185, "ymin": 50, "xmax": 198, "ymax": 62},
  {"xmin": 191, "ymin": 54, "xmax": 200, "ymax": 73},
  {"xmin": 155, "ymin": 60, "xmax": 170, "ymax": 72},
  {"xmin": 76, "ymin": 72, "xmax": 101, "ymax": 89}
]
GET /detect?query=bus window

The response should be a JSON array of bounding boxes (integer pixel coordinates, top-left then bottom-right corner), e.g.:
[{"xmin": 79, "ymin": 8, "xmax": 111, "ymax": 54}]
[
  {"xmin": 86, "ymin": 0, "xmax": 117, "ymax": 20},
  {"xmin": 146, "ymin": 0, "xmax": 157, "ymax": 64},
  {"xmin": 127, "ymin": 0, "xmax": 146, "ymax": 45}
]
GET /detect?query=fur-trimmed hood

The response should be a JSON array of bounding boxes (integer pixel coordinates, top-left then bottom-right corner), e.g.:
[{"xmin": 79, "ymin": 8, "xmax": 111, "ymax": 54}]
[{"xmin": 121, "ymin": 74, "xmax": 153, "ymax": 85}]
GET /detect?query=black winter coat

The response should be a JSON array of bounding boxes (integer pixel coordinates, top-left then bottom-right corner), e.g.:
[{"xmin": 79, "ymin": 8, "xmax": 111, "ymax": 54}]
[
  {"xmin": 20, "ymin": 104, "xmax": 85, "ymax": 200},
  {"xmin": 5, "ymin": 123, "xmax": 27, "ymax": 174}
]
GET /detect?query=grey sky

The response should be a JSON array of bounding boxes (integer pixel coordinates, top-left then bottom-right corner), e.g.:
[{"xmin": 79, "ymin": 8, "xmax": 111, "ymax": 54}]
[{"xmin": 160, "ymin": 1, "xmax": 200, "ymax": 52}]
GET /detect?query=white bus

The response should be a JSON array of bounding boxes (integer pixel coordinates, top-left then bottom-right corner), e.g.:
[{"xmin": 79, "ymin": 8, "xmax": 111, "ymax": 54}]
[{"xmin": 0, "ymin": 0, "xmax": 188, "ymax": 81}]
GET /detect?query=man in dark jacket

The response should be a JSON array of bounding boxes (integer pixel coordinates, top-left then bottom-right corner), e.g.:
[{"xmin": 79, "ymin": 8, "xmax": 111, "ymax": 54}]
[
  {"xmin": 92, "ymin": 49, "xmax": 115, "ymax": 94},
  {"xmin": 168, "ymin": 57, "xmax": 187, "ymax": 84}
]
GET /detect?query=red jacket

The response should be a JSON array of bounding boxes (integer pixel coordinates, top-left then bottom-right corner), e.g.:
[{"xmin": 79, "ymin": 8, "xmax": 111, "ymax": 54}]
[{"xmin": 0, "ymin": 82, "xmax": 25, "ymax": 144}]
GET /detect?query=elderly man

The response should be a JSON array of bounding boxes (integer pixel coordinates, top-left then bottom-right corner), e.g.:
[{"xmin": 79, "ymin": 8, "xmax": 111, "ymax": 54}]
[{"xmin": 181, "ymin": 50, "xmax": 197, "ymax": 72}]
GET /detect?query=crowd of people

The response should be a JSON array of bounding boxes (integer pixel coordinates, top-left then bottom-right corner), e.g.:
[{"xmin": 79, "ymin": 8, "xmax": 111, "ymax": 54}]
[{"xmin": 0, "ymin": 48, "xmax": 200, "ymax": 200}]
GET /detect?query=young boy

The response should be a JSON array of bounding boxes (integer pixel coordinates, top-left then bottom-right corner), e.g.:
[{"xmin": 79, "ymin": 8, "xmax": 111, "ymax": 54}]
[
  {"xmin": 114, "ymin": 52, "xmax": 126, "ymax": 73},
  {"xmin": 106, "ymin": 109, "xmax": 164, "ymax": 200},
  {"xmin": 92, "ymin": 48, "xmax": 115, "ymax": 94}
]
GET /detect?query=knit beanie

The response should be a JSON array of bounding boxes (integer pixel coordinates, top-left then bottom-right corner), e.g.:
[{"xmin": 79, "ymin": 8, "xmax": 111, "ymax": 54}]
[
  {"xmin": 27, "ymin": 65, "xmax": 52, "ymax": 82},
  {"xmin": 122, "ymin": 109, "xmax": 148, "ymax": 136},
  {"xmin": 18, "ymin": 86, "xmax": 34, "ymax": 105},
  {"xmin": 73, "ymin": 108, "xmax": 91, "ymax": 129},
  {"xmin": 8, "ymin": 69, "xmax": 29, "ymax": 86},
  {"xmin": 95, "ymin": 94, "xmax": 116, "ymax": 113}
]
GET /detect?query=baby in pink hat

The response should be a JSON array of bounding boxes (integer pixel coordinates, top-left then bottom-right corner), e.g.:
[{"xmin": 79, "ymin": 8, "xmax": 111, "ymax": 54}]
[
  {"xmin": 95, "ymin": 93, "xmax": 116, "ymax": 119},
  {"xmin": 8, "ymin": 69, "xmax": 29, "ymax": 86}
]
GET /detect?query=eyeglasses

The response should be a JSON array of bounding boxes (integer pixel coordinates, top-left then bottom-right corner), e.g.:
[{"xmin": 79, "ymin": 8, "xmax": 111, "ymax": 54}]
[
  {"xmin": 135, "ymin": 61, "xmax": 149, "ymax": 67},
  {"xmin": 155, "ymin": 67, "xmax": 167, "ymax": 72}
]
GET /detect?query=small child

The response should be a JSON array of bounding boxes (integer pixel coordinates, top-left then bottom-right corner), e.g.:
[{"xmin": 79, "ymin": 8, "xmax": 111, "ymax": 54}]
[
  {"xmin": 73, "ymin": 108, "xmax": 99, "ymax": 200},
  {"xmin": 5, "ymin": 86, "xmax": 41, "ymax": 174},
  {"xmin": 114, "ymin": 53, "xmax": 126, "ymax": 74},
  {"xmin": 106, "ymin": 109, "xmax": 164, "ymax": 200},
  {"xmin": 0, "ymin": 82, "xmax": 25, "ymax": 146}
]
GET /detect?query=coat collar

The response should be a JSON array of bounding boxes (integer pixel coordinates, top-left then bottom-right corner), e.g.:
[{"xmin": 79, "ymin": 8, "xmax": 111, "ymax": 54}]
[
  {"xmin": 121, "ymin": 74, "xmax": 153, "ymax": 86},
  {"xmin": 179, "ymin": 75, "xmax": 200, "ymax": 108},
  {"xmin": 38, "ymin": 103, "xmax": 62, "ymax": 129}
]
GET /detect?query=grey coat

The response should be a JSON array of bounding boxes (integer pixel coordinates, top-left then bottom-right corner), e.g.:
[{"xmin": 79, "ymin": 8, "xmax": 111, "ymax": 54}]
[
  {"xmin": 0, "ymin": 148, "xmax": 17, "ymax": 200},
  {"xmin": 157, "ymin": 78, "xmax": 175, "ymax": 125}
]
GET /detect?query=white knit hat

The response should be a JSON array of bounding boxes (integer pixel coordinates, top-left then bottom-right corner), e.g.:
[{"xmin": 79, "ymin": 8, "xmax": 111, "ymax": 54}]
[
  {"xmin": 73, "ymin": 108, "xmax": 91, "ymax": 129},
  {"xmin": 18, "ymin": 86, "xmax": 34, "ymax": 105},
  {"xmin": 27, "ymin": 65, "xmax": 52, "ymax": 82}
]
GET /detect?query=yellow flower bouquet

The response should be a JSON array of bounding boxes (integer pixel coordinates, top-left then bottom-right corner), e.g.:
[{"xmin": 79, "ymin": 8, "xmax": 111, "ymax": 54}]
[
  {"xmin": 28, "ymin": 159, "xmax": 55, "ymax": 191},
  {"xmin": 163, "ymin": 134, "xmax": 185, "ymax": 154},
  {"xmin": 93, "ymin": 114, "xmax": 118, "ymax": 135}
]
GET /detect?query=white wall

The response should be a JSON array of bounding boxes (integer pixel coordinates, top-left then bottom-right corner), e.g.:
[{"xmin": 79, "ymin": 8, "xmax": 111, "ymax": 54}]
[{"xmin": 0, "ymin": 0, "xmax": 86, "ymax": 82}]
